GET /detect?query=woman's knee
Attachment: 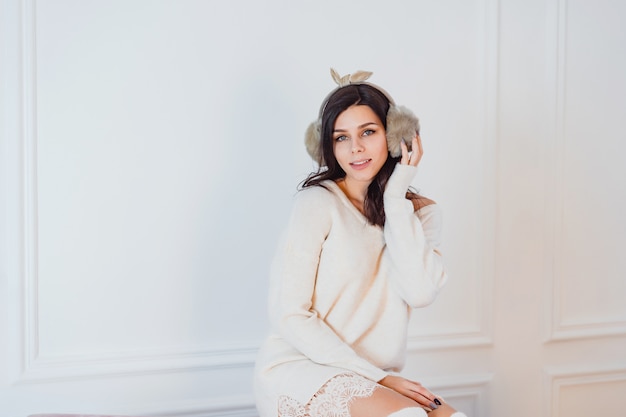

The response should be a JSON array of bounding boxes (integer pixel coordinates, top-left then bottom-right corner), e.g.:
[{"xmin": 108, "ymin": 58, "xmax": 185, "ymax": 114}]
[
  {"xmin": 427, "ymin": 402, "xmax": 468, "ymax": 417},
  {"xmin": 386, "ymin": 404, "xmax": 469, "ymax": 417}
]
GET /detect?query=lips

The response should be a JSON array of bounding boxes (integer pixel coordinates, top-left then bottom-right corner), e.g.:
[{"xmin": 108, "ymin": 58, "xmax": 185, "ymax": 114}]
[{"xmin": 350, "ymin": 159, "xmax": 372, "ymax": 170}]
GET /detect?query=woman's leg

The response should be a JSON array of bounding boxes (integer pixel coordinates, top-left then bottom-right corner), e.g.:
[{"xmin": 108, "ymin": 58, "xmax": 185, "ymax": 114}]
[
  {"xmin": 424, "ymin": 403, "xmax": 467, "ymax": 417},
  {"xmin": 348, "ymin": 386, "xmax": 425, "ymax": 417},
  {"xmin": 299, "ymin": 372, "xmax": 466, "ymax": 417},
  {"xmin": 349, "ymin": 386, "xmax": 466, "ymax": 417}
]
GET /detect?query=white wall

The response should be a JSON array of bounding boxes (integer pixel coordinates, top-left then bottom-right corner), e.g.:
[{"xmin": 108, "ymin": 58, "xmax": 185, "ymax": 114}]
[
  {"xmin": 1, "ymin": 1, "xmax": 625, "ymax": 417},
  {"xmin": 495, "ymin": 1, "xmax": 626, "ymax": 416}
]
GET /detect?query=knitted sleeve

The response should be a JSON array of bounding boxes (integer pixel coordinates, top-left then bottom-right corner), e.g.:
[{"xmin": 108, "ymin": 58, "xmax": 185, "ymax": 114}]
[
  {"xmin": 416, "ymin": 204, "xmax": 443, "ymax": 249},
  {"xmin": 383, "ymin": 164, "xmax": 448, "ymax": 307},
  {"xmin": 269, "ymin": 187, "xmax": 388, "ymax": 382}
]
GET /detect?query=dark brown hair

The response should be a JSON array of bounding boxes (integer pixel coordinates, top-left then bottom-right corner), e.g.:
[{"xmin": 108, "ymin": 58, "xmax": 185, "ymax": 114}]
[{"xmin": 301, "ymin": 84, "xmax": 402, "ymax": 227}]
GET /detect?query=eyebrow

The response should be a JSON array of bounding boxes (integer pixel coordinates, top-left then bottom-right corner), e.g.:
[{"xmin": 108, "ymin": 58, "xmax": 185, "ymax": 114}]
[{"xmin": 333, "ymin": 122, "xmax": 379, "ymax": 133}]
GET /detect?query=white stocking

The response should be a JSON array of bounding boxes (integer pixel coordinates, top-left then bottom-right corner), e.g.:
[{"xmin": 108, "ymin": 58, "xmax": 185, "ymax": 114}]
[{"xmin": 387, "ymin": 407, "xmax": 427, "ymax": 417}]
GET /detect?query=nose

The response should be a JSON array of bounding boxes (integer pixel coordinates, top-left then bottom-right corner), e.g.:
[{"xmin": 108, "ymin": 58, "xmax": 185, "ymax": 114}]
[{"xmin": 352, "ymin": 137, "xmax": 364, "ymax": 153}]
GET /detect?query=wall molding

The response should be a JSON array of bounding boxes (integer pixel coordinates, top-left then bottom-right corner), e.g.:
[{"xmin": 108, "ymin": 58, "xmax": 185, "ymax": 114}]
[
  {"xmin": 408, "ymin": 328, "xmax": 492, "ymax": 351},
  {"xmin": 544, "ymin": 365, "xmax": 626, "ymax": 417},
  {"xmin": 543, "ymin": 0, "xmax": 626, "ymax": 343},
  {"xmin": 17, "ymin": 0, "xmax": 499, "ymax": 381},
  {"xmin": 113, "ymin": 395, "xmax": 258, "ymax": 417},
  {"xmin": 15, "ymin": 0, "xmax": 261, "ymax": 385},
  {"xmin": 423, "ymin": 373, "xmax": 492, "ymax": 417},
  {"xmin": 17, "ymin": 343, "xmax": 259, "ymax": 384},
  {"xmin": 18, "ymin": 0, "xmax": 41, "ymax": 381},
  {"xmin": 408, "ymin": 0, "xmax": 499, "ymax": 352},
  {"xmin": 128, "ymin": 376, "xmax": 490, "ymax": 417},
  {"xmin": 80, "ymin": 376, "xmax": 491, "ymax": 417},
  {"xmin": 1, "ymin": 0, "xmax": 30, "ymax": 387}
]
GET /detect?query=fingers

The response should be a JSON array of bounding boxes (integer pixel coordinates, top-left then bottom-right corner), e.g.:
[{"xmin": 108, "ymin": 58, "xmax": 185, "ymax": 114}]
[
  {"xmin": 400, "ymin": 134, "xmax": 423, "ymax": 167},
  {"xmin": 378, "ymin": 375, "xmax": 443, "ymax": 411},
  {"xmin": 410, "ymin": 135, "xmax": 423, "ymax": 166},
  {"xmin": 400, "ymin": 140, "xmax": 409, "ymax": 165},
  {"xmin": 404, "ymin": 380, "xmax": 437, "ymax": 408}
]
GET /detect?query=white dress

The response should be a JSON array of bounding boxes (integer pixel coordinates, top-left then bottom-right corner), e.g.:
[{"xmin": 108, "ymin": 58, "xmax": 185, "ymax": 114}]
[{"xmin": 254, "ymin": 164, "xmax": 447, "ymax": 417}]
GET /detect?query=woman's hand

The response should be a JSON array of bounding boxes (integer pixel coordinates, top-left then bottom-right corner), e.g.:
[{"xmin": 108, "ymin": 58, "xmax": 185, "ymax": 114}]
[
  {"xmin": 400, "ymin": 134, "xmax": 423, "ymax": 167},
  {"xmin": 378, "ymin": 375, "xmax": 440, "ymax": 410}
]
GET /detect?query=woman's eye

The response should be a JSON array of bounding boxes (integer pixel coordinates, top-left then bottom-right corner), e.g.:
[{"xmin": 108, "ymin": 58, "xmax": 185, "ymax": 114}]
[
  {"xmin": 363, "ymin": 129, "xmax": 375, "ymax": 136},
  {"xmin": 335, "ymin": 135, "xmax": 348, "ymax": 142}
]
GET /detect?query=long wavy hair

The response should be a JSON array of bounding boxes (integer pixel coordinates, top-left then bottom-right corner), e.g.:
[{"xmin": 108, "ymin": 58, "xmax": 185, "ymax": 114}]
[{"xmin": 301, "ymin": 84, "xmax": 402, "ymax": 227}]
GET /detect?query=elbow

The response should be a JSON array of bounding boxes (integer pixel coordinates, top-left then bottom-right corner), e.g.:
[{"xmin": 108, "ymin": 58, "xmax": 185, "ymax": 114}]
[
  {"xmin": 406, "ymin": 285, "xmax": 440, "ymax": 308},
  {"xmin": 405, "ymin": 266, "xmax": 448, "ymax": 308}
]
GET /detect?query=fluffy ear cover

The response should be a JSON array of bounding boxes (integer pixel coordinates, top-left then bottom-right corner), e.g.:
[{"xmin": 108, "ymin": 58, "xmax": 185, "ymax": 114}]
[
  {"xmin": 385, "ymin": 105, "xmax": 420, "ymax": 157},
  {"xmin": 304, "ymin": 105, "xmax": 420, "ymax": 165},
  {"xmin": 305, "ymin": 119, "xmax": 323, "ymax": 165}
]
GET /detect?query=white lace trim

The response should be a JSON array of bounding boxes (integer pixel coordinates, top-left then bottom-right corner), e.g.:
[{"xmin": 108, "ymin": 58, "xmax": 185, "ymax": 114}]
[
  {"xmin": 278, "ymin": 394, "xmax": 307, "ymax": 417},
  {"xmin": 278, "ymin": 373, "xmax": 377, "ymax": 417}
]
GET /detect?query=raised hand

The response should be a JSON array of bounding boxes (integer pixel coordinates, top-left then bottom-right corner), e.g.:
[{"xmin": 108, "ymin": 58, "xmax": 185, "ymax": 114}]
[{"xmin": 400, "ymin": 134, "xmax": 423, "ymax": 167}]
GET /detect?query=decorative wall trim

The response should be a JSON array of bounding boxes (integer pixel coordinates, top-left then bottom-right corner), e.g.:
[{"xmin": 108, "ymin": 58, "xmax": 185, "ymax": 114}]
[
  {"xmin": 17, "ymin": 0, "xmax": 498, "ymax": 381},
  {"xmin": 546, "ymin": 319, "xmax": 626, "ymax": 342},
  {"xmin": 118, "ymin": 375, "xmax": 491, "ymax": 417},
  {"xmin": 543, "ymin": 0, "xmax": 626, "ymax": 343},
  {"xmin": 408, "ymin": 0, "xmax": 499, "ymax": 352},
  {"xmin": 423, "ymin": 373, "xmax": 492, "ymax": 417},
  {"xmin": 1, "ymin": 0, "xmax": 30, "ymax": 387},
  {"xmin": 20, "ymin": 0, "xmax": 40, "ymax": 379},
  {"xmin": 408, "ymin": 329, "xmax": 492, "ymax": 351},
  {"xmin": 114, "ymin": 395, "xmax": 258, "ymax": 417},
  {"xmin": 15, "ymin": 0, "xmax": 261, "ymax": 384},
  {"xmin": 544, "ymin": 366, "xmax": 626, "ymax": 417},
  {"xmin": 17, "ymin": 343, "xmax": 259, "ymax": 383}
]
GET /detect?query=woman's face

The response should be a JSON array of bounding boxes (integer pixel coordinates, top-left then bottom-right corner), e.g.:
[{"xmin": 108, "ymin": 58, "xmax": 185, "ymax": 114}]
[{"xmin": 332, "ymin": 104, "xmax": 388, "ymax": 188}]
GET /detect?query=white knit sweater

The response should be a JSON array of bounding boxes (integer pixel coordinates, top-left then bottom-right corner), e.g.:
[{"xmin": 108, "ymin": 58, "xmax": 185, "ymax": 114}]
[{"xmin": 254, "ymin": 164, "xmax": 448, "ymax": 417}]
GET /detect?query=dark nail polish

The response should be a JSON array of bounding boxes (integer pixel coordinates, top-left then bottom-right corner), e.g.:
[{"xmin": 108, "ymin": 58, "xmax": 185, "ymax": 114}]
[
  {"xmin": 434, "ymin": 398, "xmax": 442, "ymax": 406},
  {"xmin": 429, "ymin": 402, "xmax": 438, "ymax": 410}
]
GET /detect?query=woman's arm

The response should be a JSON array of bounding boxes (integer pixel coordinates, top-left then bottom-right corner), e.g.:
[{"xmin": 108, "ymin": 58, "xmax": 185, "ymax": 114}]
[{"xmin": 382, "ymin": 137, "xmax": 448, "ymax": 307}]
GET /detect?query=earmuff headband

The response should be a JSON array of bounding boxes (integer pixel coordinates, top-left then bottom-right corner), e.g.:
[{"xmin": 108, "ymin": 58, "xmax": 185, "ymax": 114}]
[{"xmin": 305, "ymin": 69, "xmax": 420, "ymax": 166}]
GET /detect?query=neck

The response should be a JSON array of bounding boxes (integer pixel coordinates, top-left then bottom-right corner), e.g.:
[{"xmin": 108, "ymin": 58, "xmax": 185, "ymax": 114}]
[{"xmin": 336, "ymin": 178, "xmax": 370, "ymax": 213}]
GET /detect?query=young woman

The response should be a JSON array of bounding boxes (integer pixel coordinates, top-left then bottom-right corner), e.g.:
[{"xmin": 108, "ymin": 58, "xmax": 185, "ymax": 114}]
[{"xmin": 254, "ymin": 69, "xmax": 467, "ymax": 417}]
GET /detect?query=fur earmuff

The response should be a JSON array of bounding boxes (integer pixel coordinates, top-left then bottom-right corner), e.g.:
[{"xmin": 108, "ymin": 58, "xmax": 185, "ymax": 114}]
[
  {"xmin": 304, "ymin": 69, "xmax": 421, "ymax": 165},
  {"xmin": 305, "ymin": 119, "xmax": 323, "ymax": 165},
  {"xmin": 385, "ymin": 105, "xmax": 420, "ymax": 157},
  {"xmin": 304, "ymin": 105, "xmax": 419, "ymax": 165}
]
